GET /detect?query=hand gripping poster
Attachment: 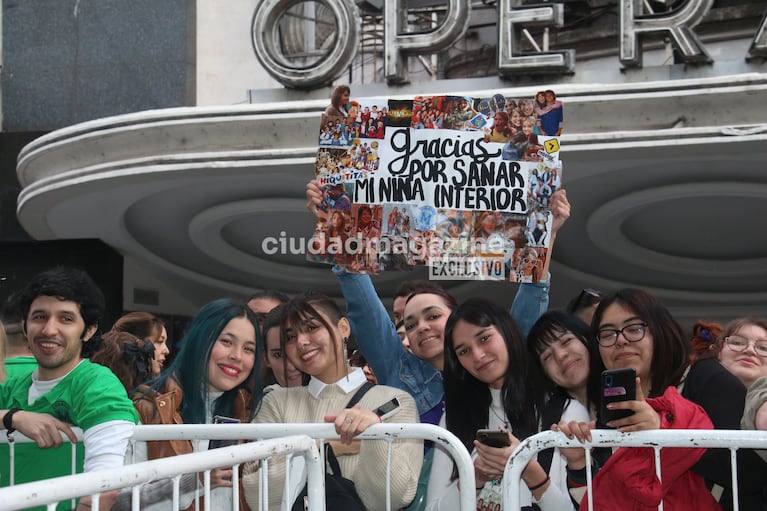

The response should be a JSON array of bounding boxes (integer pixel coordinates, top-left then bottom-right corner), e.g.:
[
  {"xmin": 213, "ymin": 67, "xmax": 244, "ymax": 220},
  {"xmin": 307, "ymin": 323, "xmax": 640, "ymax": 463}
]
[{"xmin": 309, "ymin": 86, "xmax": 563, "ymax": 283}]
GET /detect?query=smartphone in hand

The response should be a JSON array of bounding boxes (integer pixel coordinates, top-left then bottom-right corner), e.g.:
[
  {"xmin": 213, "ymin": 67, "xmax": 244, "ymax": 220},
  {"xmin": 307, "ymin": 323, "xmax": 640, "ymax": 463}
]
[
  {"xmin": 476, "ymin": 429, "xmax": 511, "ymax": 448},
  {"xmin": 373, "ymin": 398, "xmax": 400, "ymax": 421},
  {"xmin": 209, "ymin": 415, "xmax": 240, "ymax": 449},
  {"xmin": 599, "ymin": 368, "xmax": 636, "ymax": 428}
]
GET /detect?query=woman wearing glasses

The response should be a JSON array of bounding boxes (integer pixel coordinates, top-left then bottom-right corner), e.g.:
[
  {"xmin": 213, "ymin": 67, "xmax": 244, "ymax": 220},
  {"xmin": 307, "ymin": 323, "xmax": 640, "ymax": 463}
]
[
  {"xmin": 717, "ymin": 317, "xmax": 767, "ymax": 389},
  {"xmin": 560, "ymin": 289, "xmax": 767, "ymax": 510}
]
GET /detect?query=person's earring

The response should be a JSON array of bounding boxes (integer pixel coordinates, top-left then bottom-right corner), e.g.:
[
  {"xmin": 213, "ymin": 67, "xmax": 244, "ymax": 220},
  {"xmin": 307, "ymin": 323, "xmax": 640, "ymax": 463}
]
[{"xmin": 343, "ymin": 337, "xmax": 350, "ymax": 378}]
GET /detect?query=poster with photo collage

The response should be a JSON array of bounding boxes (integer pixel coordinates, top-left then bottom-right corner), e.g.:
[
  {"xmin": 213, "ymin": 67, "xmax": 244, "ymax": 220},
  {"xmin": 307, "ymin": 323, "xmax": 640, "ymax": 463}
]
[{"xmin": 310, "ymin": 89, "xmax": 564, "ymax": 283}]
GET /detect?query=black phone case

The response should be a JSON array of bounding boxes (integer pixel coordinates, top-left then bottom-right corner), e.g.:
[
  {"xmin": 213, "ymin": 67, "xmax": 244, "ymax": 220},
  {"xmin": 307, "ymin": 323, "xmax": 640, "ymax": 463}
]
[
  {"xmin": 476, "ymin": 430, "xmax": 510, "ymax": 448},
  {"xmin": 210, "ymin": 415, "xmax": 240, "ymax": 449},
  {"xmin": 599, "ymin": 368, "xmax": 636, "ymax": 428}
]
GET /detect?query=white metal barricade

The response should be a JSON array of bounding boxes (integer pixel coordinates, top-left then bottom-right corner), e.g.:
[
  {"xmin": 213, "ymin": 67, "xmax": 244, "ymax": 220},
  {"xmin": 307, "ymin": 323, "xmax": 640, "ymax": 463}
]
[
  {"xmin": 503, "ymin": 429, "xmax": 767, "ymax": 511},
  {"xmin": 0, "ymin": 423, "xmax": 476, "ymax": 511},
  {"xmin": 130, "ymin": 423, "xmax": 476, "ymax": 511},
  {"xmin": 0, "ymin": 435, "xmax": 323, "ymax": 511}
]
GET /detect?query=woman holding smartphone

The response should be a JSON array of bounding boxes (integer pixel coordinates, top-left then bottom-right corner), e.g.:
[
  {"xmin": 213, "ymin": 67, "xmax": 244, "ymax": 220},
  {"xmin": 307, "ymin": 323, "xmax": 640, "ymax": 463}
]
[
  {"xmin": 528, "ymin": 311, "xmax": 601, "ymax": 420},
  {"xmin": 426, "ymin": 298, "xmax": 573, "ymax": 511},
  {"xmin": 243, "ymin": 292, "xmax": 422, "ymax": 511},
  {"xmin": 559, "ymin": 289, "xmax": 767, "ymax": 510},
  {"xmin": 132, "ymin": 298, "xmax": 263, "ymax": 511},
  {"xmin": 526, "ymin": 311, "xmax": 607, "ymax": 505}
]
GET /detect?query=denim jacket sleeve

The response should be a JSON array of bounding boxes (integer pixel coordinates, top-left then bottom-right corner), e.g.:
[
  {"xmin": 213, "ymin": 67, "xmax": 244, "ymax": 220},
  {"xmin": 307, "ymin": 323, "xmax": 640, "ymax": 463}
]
[
  {"xmin": 510, "ymin": 273, "xmax": 550, "ymax": 338},
  {"xmin": 333, "ymin": 266, "xmax": 406, "ymax": 388},
  {"xmin": 333, "ymin": 266, "xmax": 443, "ymax": 416}
]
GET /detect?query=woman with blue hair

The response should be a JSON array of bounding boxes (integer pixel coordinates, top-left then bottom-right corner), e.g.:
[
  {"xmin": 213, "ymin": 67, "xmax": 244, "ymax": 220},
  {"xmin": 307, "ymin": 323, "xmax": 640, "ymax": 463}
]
[{"xmin": 131, "ymin": 298, "xmax": 263, "ymax": 510}]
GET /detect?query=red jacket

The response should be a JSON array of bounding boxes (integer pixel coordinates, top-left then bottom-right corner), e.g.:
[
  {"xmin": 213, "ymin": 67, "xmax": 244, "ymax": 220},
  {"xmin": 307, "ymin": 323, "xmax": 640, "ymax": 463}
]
[{"xmin": 580, "ymin": 387, "xmax": 721, "ymax": 511}]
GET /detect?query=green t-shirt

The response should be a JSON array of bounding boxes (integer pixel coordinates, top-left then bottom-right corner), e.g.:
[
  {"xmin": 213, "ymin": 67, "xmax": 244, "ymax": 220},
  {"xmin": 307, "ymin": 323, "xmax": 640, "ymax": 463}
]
[
  {"xmin": 4, "ymin": 357, "xmax": 37, "ymax": 381},
  {"xmin": 0, "ymin": 359, "xmax": 139, "ymax": 510}
]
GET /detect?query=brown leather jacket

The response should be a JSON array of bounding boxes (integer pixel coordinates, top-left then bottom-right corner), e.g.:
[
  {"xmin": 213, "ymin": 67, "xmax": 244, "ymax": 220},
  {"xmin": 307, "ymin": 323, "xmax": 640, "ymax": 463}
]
[
  {"xmin": 132, "ymin": 378, "xmax": 254, "ymax": 511},
  {"xmin": 132, "ymin": 378, "xmax": 253, "ymax": 459}
]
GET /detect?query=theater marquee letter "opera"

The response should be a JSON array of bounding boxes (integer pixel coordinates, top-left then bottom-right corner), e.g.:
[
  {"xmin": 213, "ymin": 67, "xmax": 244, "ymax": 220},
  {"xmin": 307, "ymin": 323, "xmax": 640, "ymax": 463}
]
[{"xmin": 251, "ymin": 0, "xmax": 767, "ymax": 89}]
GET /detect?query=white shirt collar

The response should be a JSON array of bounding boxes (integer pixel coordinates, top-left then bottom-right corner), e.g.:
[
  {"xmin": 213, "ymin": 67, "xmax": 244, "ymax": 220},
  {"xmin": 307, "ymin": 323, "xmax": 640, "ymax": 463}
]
[
  {"xmin": 29, "ymin": 359, "xmax": 86, "ymax": 405},
  {"xmin": 307, "ymin": 367, "xmax": 367, "ymax": 398}
]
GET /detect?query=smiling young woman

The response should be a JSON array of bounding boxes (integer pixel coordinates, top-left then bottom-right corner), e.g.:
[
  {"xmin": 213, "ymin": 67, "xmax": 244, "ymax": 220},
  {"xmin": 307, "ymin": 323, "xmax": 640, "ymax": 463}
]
[
  {"xmin": 402, "ymin": 288, "xmax": 458, "ymax": 372},
  {"xmin": 427, "ymin": 298, "xmax": 573, "ymax": 511},
  {"xmin": 132, "ymin": 299, "xmax": 263, "ymax": 511},
  {"xmin": 526, "ymin": 310, "xmax": 618, "ymax": 507},
  {"xmin": 558, "ymin": 289, "xmax": 767, "ymax": 511},
  {"xmin": 717, "ymin": 317, "xmax": 767, "ymax": 389},
  {"xmin": 528, "ymin": 312, "xmax": 598, "ymax": 407},
  {"xmin": 245, "ymin": 292, "xmax": 422, "ymax": 511}
]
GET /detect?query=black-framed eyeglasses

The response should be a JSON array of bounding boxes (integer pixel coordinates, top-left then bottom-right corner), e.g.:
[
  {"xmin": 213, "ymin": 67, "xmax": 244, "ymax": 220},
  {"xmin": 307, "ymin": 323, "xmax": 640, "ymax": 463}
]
[
  {"xmin": 724, "ymin": 335, "xmax": 767, "ymax": 357},
  {"xmin": 596, "ymin": 323, "xmax": 648, "ymax": 347},
  {"xmin": 567, "ymin": 288, "xmax": 603, "ymax": 314}
]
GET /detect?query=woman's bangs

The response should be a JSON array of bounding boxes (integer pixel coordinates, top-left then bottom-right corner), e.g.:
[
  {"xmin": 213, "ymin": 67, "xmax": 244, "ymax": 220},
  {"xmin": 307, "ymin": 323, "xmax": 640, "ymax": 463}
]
[
  {"xmin": 533, "ymin": 326, "xmax": 566, "ymax": 356},
  {"xmin": 281, "ymin": 301, "xmax": 318, "ymax": 334}
]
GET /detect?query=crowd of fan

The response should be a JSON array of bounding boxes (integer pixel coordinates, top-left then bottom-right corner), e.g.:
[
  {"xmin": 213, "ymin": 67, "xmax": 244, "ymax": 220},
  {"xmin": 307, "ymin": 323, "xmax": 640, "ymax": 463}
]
[{"xmin": 1, "ymin": 183, "xmax": 766, "ymax": 511}]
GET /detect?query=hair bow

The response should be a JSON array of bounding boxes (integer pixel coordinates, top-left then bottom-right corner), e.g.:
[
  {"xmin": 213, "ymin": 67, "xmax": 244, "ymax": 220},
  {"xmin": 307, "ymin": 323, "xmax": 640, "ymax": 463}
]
[{"xmin": 123, "ymin": 341, "xmax": 155, "ymax": 380}]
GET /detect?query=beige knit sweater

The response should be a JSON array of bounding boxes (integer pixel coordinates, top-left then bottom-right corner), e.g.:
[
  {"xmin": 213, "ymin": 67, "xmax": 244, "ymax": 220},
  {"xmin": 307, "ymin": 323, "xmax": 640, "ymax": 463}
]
[{"xmin": 243, "ymin": 382, "xmax": 423, "ymax": 511}]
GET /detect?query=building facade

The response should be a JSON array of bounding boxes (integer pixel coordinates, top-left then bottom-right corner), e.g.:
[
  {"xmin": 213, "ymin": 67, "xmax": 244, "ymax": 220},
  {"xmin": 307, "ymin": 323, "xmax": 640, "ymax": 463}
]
[{"xmin": 2, "ymin": 0, "xmax": 767, "ymax": 324}]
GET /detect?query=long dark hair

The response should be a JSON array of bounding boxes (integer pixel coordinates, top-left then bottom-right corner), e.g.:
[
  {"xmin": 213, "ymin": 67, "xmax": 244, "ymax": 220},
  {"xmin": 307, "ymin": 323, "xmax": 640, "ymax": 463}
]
[
  {"xmin": 527, "ymin": 310, "xmax": 603, "ymax": 424},
  {"xmin": 444, "ymin": 299, "xmax": 543, "ymax": 466},
  {"xmin": 142, "ymin": 299, "xmax": 263, "ymax": 423},
  {"xmin": 592, "ymin": 289, "xmax": 689, "ymax": 398}
]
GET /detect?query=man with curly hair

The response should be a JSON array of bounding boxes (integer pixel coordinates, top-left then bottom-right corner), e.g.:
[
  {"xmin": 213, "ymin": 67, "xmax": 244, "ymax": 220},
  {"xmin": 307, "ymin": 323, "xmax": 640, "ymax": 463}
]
[{"xmin": 0, "ymin": 267, "xmax": 138, "ymax": 510}]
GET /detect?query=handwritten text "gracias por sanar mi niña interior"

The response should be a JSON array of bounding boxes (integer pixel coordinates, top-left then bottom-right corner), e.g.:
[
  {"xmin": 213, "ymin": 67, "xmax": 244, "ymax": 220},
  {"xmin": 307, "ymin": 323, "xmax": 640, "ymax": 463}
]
[{"xmin": 353, "ymin": 128, "xmax": 528, "ymax": 213}]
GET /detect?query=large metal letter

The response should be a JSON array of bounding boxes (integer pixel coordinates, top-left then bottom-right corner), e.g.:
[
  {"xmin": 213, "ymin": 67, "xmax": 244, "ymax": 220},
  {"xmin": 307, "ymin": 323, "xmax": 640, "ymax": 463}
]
[
  {"xmin": 620, "ymin": 0, "xmax": 713, "ymax": 68},
  {"xmin": 497, "ymin": 0, "xmax": 574, "ymax": 76},
  {"xmin": 748, "ymin": 10, "xmax": 767, "ymax": 59},
  {"xmin": 384, "ymin": 0, "xmax": 470, "ymax": 84},
  {"xmin": 252, "ymin": 0, "xmax": 359, "ymax": 89}
]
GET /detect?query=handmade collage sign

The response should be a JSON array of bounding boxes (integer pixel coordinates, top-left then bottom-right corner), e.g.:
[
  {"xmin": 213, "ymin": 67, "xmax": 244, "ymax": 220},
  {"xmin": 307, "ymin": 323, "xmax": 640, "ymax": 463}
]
[{"xmin": 310, "ymin": 87, "xmax": 563, "ymax": 283}]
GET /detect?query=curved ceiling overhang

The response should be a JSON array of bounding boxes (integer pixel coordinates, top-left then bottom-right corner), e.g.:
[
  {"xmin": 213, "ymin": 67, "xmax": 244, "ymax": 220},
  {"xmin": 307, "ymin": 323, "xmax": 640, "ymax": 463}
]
[{"xmin": 16, "ymin": 73, "xmax": 767, "ymax": 319}]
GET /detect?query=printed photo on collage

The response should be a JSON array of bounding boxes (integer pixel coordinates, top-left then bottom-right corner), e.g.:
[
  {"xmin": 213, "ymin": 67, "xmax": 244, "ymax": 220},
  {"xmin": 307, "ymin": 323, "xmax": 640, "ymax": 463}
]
[
  {"xmin": 472, "ymin": 94, "xmax": 563, "ymax": 164},
  {"xmin": 386, "ymin": 99, "xmax": 414, "ymax": 128},
  {"xmin": 509, "ymin": 246, "xmax": 548, "ymax": 283},
  {"xmin": 347, "ymin": 204, "xmax": 383, "ymax": 274},
  {"xmin": 352, "ymin": 99, "xmax": 388, "ymax": 140}
]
